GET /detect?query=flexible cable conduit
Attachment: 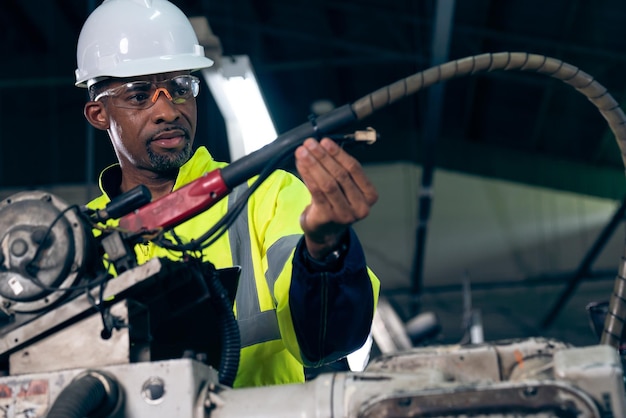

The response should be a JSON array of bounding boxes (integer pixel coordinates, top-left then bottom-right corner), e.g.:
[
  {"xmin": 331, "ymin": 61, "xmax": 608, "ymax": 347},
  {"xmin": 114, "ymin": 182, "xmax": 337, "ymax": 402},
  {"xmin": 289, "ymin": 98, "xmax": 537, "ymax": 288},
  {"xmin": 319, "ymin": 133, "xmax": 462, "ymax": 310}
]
[{"xmin": 350, "ymin": 52, "xmax": 626, "ymax": 349}]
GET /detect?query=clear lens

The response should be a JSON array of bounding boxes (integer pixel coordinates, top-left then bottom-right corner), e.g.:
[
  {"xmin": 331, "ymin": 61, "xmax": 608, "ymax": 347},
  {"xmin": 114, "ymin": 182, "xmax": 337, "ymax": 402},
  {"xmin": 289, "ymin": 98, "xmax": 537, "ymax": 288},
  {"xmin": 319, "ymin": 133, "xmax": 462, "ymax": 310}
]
[{"xmin": 95, "ymin": 75, "xmax": 200, "ymax": 109}]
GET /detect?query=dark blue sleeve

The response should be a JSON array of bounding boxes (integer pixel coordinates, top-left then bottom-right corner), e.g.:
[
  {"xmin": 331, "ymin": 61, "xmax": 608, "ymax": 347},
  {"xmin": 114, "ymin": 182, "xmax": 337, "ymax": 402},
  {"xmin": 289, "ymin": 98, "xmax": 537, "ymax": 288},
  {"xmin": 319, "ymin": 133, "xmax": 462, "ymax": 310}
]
[{"xmin": 289, "ymin": 228, "xmax": 375, "ymax": 366}]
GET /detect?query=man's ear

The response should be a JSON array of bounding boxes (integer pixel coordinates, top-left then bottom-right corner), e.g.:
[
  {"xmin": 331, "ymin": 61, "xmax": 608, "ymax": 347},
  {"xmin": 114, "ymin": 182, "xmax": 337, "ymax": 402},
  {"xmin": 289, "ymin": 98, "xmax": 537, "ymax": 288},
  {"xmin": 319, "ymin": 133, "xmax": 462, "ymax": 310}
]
[{"xmin": 84, "ymin": 101, "xmax": 110, "ymax": 131}]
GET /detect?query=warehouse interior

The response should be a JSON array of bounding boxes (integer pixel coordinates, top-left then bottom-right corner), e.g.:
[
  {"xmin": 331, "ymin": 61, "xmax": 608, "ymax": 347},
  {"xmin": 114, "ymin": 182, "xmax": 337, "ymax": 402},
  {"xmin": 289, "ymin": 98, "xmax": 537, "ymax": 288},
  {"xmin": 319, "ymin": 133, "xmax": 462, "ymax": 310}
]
[{"xmin": 2, "ymin": 0, "xmax": 626, "ymax": 361}]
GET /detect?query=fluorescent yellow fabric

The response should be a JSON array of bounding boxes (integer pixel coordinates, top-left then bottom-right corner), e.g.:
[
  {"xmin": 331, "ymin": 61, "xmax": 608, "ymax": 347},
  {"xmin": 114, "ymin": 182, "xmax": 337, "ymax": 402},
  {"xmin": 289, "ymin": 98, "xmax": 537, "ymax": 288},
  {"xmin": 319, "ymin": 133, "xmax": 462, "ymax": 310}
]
[{"xmin": 88, "ymin": 146, "xmax": 379, "ymax": 388}]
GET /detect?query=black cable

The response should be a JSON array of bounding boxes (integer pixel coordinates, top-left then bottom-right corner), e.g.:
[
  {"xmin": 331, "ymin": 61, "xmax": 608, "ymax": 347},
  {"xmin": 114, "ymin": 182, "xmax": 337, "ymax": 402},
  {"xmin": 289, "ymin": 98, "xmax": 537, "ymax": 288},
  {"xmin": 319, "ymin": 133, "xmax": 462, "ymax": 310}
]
[
  {"xmin": 20, "ymin": 203, "xmax": 114, "ymax": 295},
  {"xmin": 197, "ymin": 260, "xmax": 241, "ymax": 387},
  {"xmin": 28, "ymin": 204, "xmax": 80, "ymax": 267},
  {"xmin": 153, "ymin": 142, "xmax": 295, "ymax": 252}
]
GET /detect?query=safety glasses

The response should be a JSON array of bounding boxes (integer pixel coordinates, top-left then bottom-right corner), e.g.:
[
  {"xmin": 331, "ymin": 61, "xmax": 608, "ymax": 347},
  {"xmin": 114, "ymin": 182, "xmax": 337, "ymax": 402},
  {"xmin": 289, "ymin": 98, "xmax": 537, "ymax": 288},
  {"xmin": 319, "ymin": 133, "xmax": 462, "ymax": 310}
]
[{"xmin": 94, "ymin": 75, "xmax": 200, "ymax": 109}]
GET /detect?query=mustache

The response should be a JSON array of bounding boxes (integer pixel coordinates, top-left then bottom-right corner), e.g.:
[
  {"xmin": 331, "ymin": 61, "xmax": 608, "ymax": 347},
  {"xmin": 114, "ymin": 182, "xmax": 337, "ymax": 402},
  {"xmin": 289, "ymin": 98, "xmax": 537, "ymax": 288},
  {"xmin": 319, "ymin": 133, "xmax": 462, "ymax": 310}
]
[{"xmin": 149, "ymin": 125, "xmax": 191, "ymax": 141}]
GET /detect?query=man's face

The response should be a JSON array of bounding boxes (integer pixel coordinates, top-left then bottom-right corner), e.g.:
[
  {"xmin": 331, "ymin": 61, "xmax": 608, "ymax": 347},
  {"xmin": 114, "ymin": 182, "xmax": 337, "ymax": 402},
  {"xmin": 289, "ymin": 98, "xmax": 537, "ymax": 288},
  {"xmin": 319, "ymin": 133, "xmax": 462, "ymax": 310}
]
[{"xmin": 94, "ymin": 71, "xmax": 198, "ymax": 174}]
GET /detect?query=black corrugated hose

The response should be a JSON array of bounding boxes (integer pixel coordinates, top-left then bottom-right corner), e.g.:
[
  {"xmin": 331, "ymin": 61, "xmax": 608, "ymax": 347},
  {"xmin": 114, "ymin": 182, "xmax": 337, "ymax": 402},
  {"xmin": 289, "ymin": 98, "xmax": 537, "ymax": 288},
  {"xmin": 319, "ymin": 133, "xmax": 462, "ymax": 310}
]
[
  {"xmin": 47, "ymin": 370, "xmax": 120, "ymax": 418},
  {"xmin": 203, "ymin": 264, "xmax": 241, "ymax": 388}
]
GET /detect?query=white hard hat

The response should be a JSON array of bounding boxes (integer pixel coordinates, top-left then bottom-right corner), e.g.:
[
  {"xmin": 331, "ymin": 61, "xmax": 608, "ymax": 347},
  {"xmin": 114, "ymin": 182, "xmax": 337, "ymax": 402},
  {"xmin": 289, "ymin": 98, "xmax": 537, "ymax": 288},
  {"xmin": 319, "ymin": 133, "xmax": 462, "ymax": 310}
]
[{"xmin": 75, "ymin": 0, "xmax": 214, "ymax": 88}]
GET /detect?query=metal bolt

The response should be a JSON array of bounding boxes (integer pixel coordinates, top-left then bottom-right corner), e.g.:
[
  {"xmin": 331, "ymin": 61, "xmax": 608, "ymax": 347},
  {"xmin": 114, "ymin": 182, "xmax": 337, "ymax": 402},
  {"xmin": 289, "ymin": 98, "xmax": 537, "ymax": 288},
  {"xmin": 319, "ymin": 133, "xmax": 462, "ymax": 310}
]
[{"xmin": 10, "ymin": 239, "xmax": 28, "ymax": 257}]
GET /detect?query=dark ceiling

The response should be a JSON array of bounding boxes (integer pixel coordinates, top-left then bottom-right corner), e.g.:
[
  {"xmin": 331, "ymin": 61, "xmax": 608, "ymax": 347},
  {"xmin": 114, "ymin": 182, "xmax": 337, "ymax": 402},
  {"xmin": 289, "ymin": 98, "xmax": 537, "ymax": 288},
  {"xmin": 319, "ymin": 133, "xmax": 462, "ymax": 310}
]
[{"xmin": 2, "ymin": 0, "xmax": 626, "ymax": 200}]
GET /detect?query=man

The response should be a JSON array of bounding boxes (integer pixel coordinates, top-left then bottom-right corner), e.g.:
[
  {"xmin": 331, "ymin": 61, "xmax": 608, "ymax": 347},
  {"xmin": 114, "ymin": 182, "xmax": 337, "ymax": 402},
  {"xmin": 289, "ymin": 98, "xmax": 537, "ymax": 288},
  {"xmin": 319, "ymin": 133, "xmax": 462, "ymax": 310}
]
[{"xmin": 77, "ymin": 0, "xmax": 379, "ymax": 388}]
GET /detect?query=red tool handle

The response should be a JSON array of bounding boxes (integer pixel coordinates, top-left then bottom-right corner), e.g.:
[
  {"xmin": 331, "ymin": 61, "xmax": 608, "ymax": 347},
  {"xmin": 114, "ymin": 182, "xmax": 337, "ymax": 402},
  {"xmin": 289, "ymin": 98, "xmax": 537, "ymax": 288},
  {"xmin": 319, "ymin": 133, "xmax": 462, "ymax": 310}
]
[{"xmin": 118, "ymin": 169, "xmax": 230, "ymax": 232}]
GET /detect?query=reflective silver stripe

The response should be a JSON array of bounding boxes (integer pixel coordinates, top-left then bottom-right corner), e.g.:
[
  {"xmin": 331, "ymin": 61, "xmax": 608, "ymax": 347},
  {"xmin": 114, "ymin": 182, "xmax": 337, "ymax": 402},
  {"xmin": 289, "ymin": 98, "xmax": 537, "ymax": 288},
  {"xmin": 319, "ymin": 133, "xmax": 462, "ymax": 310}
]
[
  {"xmin": 265, "ymin": 234, "xmax": 301, "ymax": 302},
  {"xmin": 238, "ymin": 310, "xmax": 281, "ymax": 347},
  {"xmin": 228, "ymin": 182, "xmax": 281, "ymax": 347}
]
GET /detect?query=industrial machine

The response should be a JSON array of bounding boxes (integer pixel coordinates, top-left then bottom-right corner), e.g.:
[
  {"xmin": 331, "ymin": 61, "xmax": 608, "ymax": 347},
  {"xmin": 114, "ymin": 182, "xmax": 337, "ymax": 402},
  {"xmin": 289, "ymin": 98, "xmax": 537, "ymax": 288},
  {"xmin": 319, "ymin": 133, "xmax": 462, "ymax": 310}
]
[{"xmin": 1, "ymin": 52, "xmax": 626, "ymax": 417}]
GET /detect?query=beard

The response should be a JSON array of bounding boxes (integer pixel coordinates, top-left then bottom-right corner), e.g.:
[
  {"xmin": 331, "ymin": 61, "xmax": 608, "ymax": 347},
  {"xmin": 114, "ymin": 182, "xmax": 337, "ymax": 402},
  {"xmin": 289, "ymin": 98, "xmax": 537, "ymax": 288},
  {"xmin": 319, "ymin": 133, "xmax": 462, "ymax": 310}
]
[{"xmin": 146, "ymin": 139, "xmax": 193, "ymax": 173}]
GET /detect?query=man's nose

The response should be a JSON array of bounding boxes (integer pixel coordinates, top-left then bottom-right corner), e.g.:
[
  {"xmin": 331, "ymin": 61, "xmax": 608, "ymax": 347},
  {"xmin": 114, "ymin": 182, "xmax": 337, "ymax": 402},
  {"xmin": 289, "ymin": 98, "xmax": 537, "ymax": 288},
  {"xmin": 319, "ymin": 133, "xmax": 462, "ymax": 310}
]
[{"xmin": 150, "ymin": 87, "xmax": 181, "ymax": 123}]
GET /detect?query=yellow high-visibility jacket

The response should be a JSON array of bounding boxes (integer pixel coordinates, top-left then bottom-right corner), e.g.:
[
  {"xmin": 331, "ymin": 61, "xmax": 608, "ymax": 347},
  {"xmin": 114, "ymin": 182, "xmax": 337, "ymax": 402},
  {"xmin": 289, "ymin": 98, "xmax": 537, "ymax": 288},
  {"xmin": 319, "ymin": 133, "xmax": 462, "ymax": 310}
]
[{"xmin": 88, "ymin": 146, "xmax": 379, "ymax": 388}]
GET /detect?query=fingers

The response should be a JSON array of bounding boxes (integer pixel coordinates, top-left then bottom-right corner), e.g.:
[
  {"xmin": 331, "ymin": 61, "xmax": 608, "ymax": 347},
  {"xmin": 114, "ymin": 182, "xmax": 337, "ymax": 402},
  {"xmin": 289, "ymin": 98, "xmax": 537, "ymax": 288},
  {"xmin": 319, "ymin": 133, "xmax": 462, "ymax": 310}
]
[
  {"xmin": 295, "ymin": 137, "xmax": 378, "ymax": 229},
  {"xmin": 318, "ymin": 138, "xmax": 378, "ymax": 209}
]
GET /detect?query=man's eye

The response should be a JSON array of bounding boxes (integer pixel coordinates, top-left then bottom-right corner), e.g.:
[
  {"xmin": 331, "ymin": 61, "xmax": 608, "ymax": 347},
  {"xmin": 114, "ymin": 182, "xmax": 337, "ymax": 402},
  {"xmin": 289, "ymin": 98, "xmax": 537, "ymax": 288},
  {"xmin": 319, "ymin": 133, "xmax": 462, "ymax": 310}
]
[
  {"xmin": 126, "ymin": 92, "xmax": 150, "ymax": 103},
  {"xmin": 172, "ymin": 87, "xmax": 189, "ymax": 97}
]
